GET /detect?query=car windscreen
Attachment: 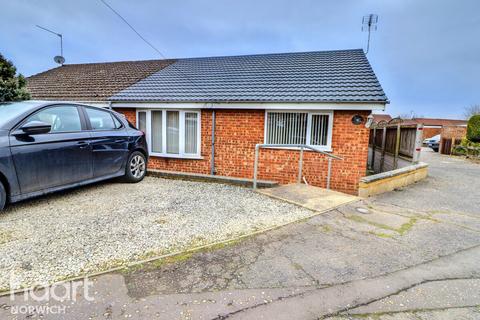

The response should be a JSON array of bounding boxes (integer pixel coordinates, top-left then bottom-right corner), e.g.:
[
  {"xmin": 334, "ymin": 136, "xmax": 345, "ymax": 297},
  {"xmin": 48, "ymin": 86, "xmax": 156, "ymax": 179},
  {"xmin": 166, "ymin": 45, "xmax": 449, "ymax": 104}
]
[{"xmin": 0, "ymin": 101, "xmax": 41, "ymax": 129}]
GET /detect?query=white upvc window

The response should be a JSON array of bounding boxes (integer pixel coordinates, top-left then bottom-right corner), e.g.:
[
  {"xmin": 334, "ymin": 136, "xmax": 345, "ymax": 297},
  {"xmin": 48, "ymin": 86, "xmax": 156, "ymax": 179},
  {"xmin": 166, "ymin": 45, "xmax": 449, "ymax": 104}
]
[
  {"xmin": 137, "ymin": 109, "xmax": 201, "ymax": 158},
  {"xmin": 264, "ymin": 110, "xmax": 333, "ymax": 151}
]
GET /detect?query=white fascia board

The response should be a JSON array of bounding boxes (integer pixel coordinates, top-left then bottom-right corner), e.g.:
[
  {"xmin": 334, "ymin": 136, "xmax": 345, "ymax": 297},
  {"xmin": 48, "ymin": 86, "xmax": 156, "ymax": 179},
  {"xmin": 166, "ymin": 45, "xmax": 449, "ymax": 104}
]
[{"xmin": 111, "ymin": 101, "xmax": 386, "ymax": 111}]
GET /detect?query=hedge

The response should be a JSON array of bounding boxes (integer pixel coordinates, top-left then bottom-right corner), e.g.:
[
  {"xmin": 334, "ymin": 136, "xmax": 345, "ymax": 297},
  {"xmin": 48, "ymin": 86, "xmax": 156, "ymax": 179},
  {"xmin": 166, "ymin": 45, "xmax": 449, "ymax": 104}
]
[{"xmin": 467, "ymin": 115, "xmax": 480, "ymax": 142}]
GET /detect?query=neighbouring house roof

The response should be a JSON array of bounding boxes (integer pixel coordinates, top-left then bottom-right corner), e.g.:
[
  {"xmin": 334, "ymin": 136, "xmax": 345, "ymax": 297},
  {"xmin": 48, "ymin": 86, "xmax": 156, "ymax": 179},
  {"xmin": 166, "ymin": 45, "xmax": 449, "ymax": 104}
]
[
  {"xmin": 402, "ymin": 118, "xmax": 467, "ymax": 127},
  {"xmin": 372, "ymin": 115, "xmax": 467, "ymax": 127},
  {"xmin": 110, "ymin": 49, "xmax": 388, "ymax": 103},
  {"xmin": 26, "ymin": 59, "xmax": 175, "ymax": 102},
  {"xmin": 372, "ymin": 114, "xmax": 393, "ymax": 123}
]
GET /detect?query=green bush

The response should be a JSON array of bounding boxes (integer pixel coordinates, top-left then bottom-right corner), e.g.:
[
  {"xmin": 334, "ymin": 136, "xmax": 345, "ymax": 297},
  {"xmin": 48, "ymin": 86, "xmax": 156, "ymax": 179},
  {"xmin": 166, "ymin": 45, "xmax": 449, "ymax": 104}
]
[
  {"xmin": 453, "ymin": 145, "xmax": 467, "ymax": 155},
  {"xmin": 458, "ymin": 138, "xmax": 480, "ymax": 158},
  {"xmin": 467, "ymin": 115, "xmax": 480, "ymax": 142},
  {"xmin": 461, "ymin": 138, "xmax": 480, "ymax": 148}
]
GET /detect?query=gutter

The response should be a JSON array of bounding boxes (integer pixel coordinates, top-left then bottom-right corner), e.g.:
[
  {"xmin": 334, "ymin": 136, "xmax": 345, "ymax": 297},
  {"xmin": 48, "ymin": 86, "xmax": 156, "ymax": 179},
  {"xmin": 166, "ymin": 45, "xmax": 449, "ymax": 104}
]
[{"xmin": 109, "ymin": 101, "xmax": 388, "ymax": 111}]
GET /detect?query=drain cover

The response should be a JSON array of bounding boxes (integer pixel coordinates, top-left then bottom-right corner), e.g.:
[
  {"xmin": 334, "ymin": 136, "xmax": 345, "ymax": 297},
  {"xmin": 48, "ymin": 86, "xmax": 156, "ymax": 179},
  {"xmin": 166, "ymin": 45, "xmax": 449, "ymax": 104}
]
[{"xmin": 356, "ymin": 207, "xmax": 370, "ymax": 214}]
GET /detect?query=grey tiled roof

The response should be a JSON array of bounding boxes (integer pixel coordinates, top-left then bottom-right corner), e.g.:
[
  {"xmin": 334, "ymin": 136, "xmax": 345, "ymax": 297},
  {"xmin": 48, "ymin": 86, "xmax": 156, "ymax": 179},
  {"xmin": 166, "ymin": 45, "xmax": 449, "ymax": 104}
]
[{"xmin": 110, "ymin": 49, "xmax": 388, "ymax": 103}]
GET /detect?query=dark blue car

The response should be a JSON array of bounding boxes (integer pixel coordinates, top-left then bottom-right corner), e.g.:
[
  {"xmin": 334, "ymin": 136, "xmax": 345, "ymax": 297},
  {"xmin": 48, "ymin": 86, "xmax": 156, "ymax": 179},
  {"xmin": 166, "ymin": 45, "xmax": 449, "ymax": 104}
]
[{"xmin": 0, "ymin": 101, "xmax": 148, "ymax": 210}]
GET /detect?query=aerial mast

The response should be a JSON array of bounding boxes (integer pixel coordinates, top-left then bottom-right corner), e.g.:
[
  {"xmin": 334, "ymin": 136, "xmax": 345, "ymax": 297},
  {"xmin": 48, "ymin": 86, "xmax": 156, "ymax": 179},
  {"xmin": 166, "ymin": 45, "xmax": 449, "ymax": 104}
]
[
  {"xmin": 36, "ymin": 25, "xmax": 65, "ymax": 65},
  {"xmin": 362, "ymin": 14, "xmax": 378, "ymax": 54}
]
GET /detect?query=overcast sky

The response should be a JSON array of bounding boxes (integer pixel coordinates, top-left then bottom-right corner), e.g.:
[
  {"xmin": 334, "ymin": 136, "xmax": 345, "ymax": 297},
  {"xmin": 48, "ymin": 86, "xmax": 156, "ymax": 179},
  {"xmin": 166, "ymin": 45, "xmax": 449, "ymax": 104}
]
[{"xmin": 1, "ymin": 0, "xmax": 479, "ymax": 119}]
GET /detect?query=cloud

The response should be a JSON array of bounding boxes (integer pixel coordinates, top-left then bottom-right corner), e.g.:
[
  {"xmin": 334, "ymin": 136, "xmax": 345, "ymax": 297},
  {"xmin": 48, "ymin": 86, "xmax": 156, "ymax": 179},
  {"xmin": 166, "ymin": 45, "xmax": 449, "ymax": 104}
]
[{"xmin": 1, "ymin": 0, "xmax": 478, "ymax": 118}]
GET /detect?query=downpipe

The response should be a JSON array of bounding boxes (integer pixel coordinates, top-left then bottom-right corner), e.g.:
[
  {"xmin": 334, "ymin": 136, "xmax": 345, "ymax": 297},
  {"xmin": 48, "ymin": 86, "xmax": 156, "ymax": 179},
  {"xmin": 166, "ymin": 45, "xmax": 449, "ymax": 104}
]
[{"xmin": 210, "ymin": 110, "xmax": 216, "ymax": 175}]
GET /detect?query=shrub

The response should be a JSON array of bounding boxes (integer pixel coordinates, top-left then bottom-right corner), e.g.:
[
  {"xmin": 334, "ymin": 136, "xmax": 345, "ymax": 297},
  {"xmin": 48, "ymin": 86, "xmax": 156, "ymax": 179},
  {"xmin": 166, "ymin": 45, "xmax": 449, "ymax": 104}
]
[
  {"xmin": 461, "ymin": 138, "xmax": 480, "ymax": 148},
  {"xmin": 453, "ymin": 145, "xmax": 467, "ymax": 156},
  {"xmin": 466, "ymin": 115, "xmax": 480, "ymax": 143},
  {"xmin": 458, "ymin": 138, "xmax": 480, "ymax": 158}
]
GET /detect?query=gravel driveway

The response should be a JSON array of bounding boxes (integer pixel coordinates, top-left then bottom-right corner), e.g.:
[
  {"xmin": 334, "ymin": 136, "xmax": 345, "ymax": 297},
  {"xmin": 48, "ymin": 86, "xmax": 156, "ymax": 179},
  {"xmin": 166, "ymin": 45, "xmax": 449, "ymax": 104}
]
[{"xmin": 0, "ymin": 177, "xmax": 312, "ymax": 291}]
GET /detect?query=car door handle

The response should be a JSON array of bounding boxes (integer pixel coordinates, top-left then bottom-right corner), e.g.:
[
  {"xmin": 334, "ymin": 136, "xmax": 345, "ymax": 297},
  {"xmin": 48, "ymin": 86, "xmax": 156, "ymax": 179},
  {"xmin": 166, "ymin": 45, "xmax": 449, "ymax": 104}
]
[{"xmin": 77, "ymin": 141, "xmax": 90, "ymax": 149}]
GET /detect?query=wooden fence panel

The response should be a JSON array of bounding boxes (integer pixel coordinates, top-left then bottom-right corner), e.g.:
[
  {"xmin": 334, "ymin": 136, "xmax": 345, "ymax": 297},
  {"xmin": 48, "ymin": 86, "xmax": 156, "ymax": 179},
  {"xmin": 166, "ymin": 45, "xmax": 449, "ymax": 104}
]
[
  {"xmin": 368, "ymin": 124, "xmax": 420, "ymax": 173},
  {"xmin": 370, "ymin": 127, "xmax": 416, "ymax": 158},
  {"xmin": 399, "ymin": 128, "xmax": 417, "ymax": 157}
]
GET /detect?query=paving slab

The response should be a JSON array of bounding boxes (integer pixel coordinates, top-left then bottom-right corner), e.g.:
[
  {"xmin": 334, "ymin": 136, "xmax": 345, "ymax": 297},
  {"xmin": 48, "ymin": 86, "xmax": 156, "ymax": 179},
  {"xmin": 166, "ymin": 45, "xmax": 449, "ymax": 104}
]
[
  {"xmin": 431, "ymin": 212, "xmax": 480, "ymax": 232},
  {"xmin": 338, "ymin": 206, "xmax": 413, "ymax": 230},
  {"xmin": 257, "ymin": 183, "xmax": 359, "ymax": 212}
]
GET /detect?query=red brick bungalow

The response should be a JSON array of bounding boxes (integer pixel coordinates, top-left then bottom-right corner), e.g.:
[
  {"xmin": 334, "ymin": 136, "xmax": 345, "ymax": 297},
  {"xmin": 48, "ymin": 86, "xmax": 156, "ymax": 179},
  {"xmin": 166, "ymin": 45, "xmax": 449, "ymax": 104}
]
[{"xmin": 27, "ymin": 49, "xmax": 388, "ymax": 195}]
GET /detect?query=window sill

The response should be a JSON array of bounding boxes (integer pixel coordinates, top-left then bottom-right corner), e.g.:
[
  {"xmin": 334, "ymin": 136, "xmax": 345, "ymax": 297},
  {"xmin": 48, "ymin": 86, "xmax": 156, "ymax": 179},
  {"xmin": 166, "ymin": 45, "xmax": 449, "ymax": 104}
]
[
  {"xmin": 262, "ymin": 146, "xmax": 333, "ymax": 153},
  {"xmin": 149, "ymin": 153, "xmax": 204, "ymax": 160}
]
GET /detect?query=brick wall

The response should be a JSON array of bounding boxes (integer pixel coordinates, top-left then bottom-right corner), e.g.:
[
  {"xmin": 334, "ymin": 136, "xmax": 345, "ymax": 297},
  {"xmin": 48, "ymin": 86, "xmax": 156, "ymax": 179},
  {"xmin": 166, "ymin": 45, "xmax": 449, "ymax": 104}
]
[
  {"xmin": 118, "ymin": 108, "xmax": 136, "ymax": 125},
  {"xmin": 114, "ymin": 108, "xmax": 370, "ymax": 195},
  {"xmin": 441, "ymin": 125, "xmax": 466, "ymax": 140}
]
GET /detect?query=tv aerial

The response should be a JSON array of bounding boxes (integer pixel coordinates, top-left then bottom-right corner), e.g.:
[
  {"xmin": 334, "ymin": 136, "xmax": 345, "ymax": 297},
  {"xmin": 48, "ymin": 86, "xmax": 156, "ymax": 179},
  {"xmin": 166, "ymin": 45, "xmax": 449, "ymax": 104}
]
[
  {"xmin": 362, "ymin": 14, "xmax": 378, "ymax": 54},
  {"xmin": 36, "ymin": 25, "xmax": 65, "ymax": 65},
  {"xmin": 54, "ymin": 55, "xmax": 65, "ymax": 65}
]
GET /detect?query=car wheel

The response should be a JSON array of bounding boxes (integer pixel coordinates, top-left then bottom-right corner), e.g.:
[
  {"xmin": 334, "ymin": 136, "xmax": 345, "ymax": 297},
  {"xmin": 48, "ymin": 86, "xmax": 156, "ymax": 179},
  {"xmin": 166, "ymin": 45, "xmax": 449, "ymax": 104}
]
[
  {"xmin": 124, "ymin": 151, "xmax": 147, "ymax": 183},
  {"xmin": 0, "ymin": 182, "xmax": 6, "ymax": 211}
]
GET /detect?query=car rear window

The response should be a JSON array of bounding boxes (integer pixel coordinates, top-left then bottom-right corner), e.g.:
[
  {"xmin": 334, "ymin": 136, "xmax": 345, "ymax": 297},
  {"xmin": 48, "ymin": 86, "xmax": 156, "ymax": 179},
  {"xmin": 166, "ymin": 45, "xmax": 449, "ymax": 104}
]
[{"xmin": 85, "ymin": 108, "xmax": 117, "ymax": 130}]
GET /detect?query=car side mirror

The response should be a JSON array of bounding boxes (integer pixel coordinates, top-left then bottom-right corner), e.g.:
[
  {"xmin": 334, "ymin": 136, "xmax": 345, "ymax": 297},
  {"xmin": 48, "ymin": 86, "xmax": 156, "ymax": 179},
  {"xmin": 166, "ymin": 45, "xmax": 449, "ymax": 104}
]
[{"xmin": 15, "ymin": 121, "xmax": 52, "ymax": 136}]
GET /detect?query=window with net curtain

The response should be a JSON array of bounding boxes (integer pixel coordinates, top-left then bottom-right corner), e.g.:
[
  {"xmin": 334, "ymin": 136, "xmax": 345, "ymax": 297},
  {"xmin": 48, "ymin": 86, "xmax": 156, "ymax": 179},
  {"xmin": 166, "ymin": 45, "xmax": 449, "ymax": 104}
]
[
  {"xmin": 265, "ymin": 112, "xmax": 331, "ymax": 147},
  {"xmin": 138, "ymin": 110, "xmax": 200, "ymax": 156}
]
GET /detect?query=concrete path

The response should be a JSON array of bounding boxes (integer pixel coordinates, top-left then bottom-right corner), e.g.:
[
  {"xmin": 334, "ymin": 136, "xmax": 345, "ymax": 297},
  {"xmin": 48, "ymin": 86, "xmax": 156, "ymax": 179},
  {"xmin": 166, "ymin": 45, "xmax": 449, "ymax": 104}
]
[
  {"xmin": 1, "ymin": 150, "xmax": 479, "ymax": 319},
  {"xmin": 257, "ymin": 183, "xmax": 359, "ymax": 212},
  {"xmin": 229, "ymin": 245, "xmax": 480, "ymax": 319}
]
